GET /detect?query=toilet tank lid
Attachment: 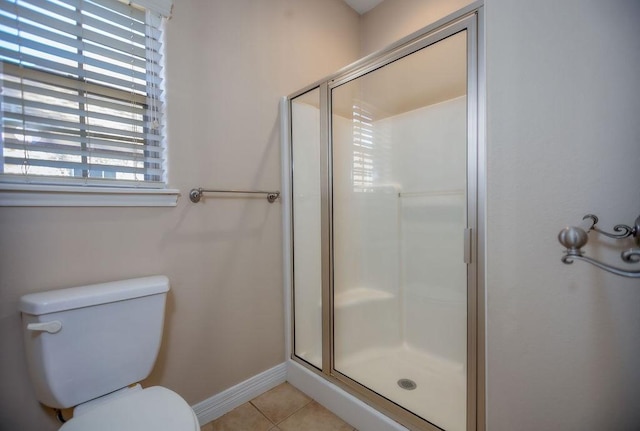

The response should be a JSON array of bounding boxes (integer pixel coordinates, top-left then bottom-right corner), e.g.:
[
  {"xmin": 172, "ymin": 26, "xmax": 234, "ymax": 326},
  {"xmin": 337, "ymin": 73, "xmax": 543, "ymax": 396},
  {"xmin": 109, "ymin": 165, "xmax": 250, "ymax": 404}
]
[{"xmin": 19, "ymin": 276, "xmax": 170, "ymax": 316}]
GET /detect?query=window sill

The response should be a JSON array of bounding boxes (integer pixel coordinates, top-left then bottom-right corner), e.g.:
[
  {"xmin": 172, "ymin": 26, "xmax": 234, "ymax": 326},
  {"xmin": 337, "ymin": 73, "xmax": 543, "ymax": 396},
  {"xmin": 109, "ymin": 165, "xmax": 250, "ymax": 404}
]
[{"xmin": 0, "ymin": 184, "xmax": 180, "ymax": 207}]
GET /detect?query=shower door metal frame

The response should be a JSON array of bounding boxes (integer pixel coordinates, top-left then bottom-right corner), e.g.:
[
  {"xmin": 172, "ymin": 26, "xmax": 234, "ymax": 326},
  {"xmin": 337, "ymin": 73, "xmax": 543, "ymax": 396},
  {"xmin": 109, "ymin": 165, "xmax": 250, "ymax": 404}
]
[{"xmin": 286, "ymin": 3, "xmax": 485, "ymax": 431}]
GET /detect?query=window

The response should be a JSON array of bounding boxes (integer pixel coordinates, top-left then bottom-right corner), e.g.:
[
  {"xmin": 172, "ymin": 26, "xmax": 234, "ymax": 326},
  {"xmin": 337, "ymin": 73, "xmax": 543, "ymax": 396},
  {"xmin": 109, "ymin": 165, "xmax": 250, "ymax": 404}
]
[{"xmin": 0, "ymin": 0, "xmax": 171, "ymax": 193}]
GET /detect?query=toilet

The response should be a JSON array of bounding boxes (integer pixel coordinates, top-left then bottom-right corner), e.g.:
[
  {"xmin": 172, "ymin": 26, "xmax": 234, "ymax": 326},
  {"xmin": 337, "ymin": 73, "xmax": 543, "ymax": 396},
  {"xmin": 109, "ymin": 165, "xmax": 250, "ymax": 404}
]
[{"xmin": 19, "ymin": 275, "xmax": 199, "ymax": 430}]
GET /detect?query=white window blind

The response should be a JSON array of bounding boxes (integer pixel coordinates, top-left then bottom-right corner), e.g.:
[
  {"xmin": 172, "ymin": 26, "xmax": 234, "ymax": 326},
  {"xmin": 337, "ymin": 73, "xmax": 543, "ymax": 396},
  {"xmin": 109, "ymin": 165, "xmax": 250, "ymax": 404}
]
[{"xmin": 0, "ymin": 0, "xmax": 168, "ymax": 188}]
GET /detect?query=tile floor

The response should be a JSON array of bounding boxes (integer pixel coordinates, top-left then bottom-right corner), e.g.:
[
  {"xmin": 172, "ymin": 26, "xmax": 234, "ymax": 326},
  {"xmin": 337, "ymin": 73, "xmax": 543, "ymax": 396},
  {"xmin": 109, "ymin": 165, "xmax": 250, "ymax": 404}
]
[{"xmin": 200, "ymin": 382, "xmax": 357, "ymax": 431}]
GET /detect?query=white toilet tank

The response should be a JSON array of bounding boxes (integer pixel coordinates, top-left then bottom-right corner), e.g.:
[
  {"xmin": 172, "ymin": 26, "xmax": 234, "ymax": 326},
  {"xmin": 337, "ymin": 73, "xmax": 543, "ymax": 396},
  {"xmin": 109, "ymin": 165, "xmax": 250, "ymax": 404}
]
[{"xmin": 19, "ymin": 276, "xmax": 170, "ymax": 409}]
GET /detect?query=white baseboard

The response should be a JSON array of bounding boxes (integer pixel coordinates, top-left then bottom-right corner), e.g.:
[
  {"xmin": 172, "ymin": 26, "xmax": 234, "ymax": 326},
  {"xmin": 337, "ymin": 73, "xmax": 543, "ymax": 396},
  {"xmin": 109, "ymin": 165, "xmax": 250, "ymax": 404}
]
[
  {"xmin": 286, "ymin": 360, "xmax": 409, "ymax": 431},
  {"xmin": 191, "ymin": 363, "xmax": 287, "ymax": 426},
  {"xmin": 191, "ymin": 360, "xmax": 410, "ymax": 430}
]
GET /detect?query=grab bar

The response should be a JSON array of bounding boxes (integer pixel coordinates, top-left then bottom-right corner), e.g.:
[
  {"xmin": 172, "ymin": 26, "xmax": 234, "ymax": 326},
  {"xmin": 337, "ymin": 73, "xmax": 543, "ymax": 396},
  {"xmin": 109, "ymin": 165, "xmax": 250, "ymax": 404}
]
[{"xmin": 189, "ymin": 188, "xmax": 280, "ymax": 203}]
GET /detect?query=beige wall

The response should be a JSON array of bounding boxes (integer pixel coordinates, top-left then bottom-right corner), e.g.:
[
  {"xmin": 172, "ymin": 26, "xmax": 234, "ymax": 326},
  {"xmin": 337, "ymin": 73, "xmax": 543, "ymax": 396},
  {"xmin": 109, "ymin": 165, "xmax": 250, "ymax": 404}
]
[
  {"xmin": 360, "ymin": 0, "xmax": 640, "ymax": 429},
  {"xmin": 359, "ymin": 0, "xmax": 473, "ymax": 56},
  {"xmin": 485, "ymin": 0, "xmax": 640, "ymax": 429},
  {"xmin": 0, "ymin": 1, "xmax": 359, "ymax": 429}
]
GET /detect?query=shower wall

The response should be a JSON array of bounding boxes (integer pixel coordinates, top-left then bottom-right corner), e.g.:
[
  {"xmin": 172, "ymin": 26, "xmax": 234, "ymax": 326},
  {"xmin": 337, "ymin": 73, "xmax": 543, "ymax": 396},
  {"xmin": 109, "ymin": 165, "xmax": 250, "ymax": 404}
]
[
  {"xmin": 333, "ymin": 109, "xmax": 403, "ymax": 360},
  {"xmin": 291, "ymin": 101, "xmax": 323, "ymax": 367},
  {"xmin": 291, "ymin": 100, "xmax": 404, "ymax": 363},
  {"xmin": 392, "ymin": 96, "xmax": 467, "ymax": 364},
  {"xmin": 333, "ymin": 96, "xmax": 466, "ymax": 365}
]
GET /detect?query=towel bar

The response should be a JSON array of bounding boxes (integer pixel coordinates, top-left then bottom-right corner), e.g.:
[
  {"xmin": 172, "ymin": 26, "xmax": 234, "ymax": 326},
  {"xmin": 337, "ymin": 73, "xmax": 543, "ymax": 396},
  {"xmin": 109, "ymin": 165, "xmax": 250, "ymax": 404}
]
[{"xmin": 189, "ymin": 188, "xmax": 280, "ymax": 203}]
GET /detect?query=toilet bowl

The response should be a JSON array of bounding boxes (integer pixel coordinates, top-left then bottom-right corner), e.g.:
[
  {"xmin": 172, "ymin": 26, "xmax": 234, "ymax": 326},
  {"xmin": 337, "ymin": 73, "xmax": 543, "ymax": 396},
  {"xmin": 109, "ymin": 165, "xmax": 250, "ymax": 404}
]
[
  {"xmin": 59, "ymin": 386, "xmax": 199, "ymax": 431},
  {"xmin": 19, "ymin": 276, "xmax": 199, "ymax": 430}
]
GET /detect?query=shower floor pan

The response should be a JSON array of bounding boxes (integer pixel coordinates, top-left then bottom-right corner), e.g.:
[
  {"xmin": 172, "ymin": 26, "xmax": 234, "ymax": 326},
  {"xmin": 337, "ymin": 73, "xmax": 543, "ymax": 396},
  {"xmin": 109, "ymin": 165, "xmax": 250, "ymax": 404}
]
[{"xmin": 336, "ymin": 345, "xmax": 466, "ymax": 431}]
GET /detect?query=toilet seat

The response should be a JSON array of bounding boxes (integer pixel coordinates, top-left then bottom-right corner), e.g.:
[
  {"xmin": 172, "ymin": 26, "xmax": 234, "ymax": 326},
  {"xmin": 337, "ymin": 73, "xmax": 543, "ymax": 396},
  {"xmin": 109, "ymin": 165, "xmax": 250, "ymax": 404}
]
[{"xmin": 60, "ymin": 386, "xmax": 199, "ymax": 431}]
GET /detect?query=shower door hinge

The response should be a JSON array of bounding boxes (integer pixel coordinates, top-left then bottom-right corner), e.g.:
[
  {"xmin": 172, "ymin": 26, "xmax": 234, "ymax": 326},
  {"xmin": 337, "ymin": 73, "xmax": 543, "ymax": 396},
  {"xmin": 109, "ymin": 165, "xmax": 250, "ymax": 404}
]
[{"xmin": 464, "ymin": 228, "xmax": 472, "ymax": 264}]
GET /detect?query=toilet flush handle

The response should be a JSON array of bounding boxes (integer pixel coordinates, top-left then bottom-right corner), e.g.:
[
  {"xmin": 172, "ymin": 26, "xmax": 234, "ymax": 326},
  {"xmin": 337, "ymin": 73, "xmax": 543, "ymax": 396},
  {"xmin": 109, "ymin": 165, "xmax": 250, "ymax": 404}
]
[{"xmin": 27, "ymin": 321, "xmax": 62, "ymax": 334}]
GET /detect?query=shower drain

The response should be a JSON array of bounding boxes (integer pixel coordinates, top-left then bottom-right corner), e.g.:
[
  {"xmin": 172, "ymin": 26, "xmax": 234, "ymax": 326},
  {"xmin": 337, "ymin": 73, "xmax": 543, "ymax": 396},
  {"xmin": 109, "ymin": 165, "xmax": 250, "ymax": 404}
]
[{"xmin": 397, "ymin": 378, "xmax": 417, "ymax": 390}]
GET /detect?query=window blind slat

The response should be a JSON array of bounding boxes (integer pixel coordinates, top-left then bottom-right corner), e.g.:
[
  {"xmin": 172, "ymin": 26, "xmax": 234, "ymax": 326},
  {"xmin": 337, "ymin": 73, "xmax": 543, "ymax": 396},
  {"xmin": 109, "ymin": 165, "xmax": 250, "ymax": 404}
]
[
  {"xmin": 2, "ymin": 96, "xmax": 151, "ymax": 129},
  {"xmin": 1, "ymin": 3, "xmax": 154, "ymax": 59},
  {"xmin": 3, "ymin": 118, "xmax": 162, "ymax": 146},
  {"xmin": 0, "ymin": 14, "xmax": 149, "ymax": 70},
  {"xmin": 4, "ymin": 112, "xmax": 162, "ymax": 142},
  {"xmin": 1, "ymin": 79, "xmax": 148, "ymax": 115},
  {"xmin": 1, "ymin": 63, "xmax": 155, "ymax": 105},
  {"xmin": 64, "ymin": 0, "xmax": 147, "ymax": 31},
  {"xmin": 4, "ymin": 156, "xmax": 164, "ymax": 176},
  {"xmin": 79, "ymin": 0, "xmax": 147, "ymax": 22},
  {"xmin": 2, "ymin": 0, "xmax": 150, "ymax": 47},
  {"xmin": 21, "ymin": 0, "xmax": 147, "ymax": 33},
  {"xmin": 3, "ymin": 139, "xmax": 163, "ymax": 164},
  {"xmin": 9, "ymin": 0, "xmax": 147, "ymax": 25},
  {"xmin": 4, "ymin": 125, "xmax": 162, "ymax": 147},
  {"xmin": 3, "ymin": 126, "xmax": 162, "ymax": 154},
  {"xmin": 0, "ymin": 48, "xmax": 150, "ymax": 94},
  {"xmin": 0, "ymin": 32, "xmax": 148, "ymax": 82}
]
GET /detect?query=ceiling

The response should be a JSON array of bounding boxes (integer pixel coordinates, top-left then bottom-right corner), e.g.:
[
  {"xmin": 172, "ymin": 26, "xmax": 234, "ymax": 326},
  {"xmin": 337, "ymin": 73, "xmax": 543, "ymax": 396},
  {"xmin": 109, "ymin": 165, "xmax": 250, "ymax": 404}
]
[{"xmin": 342, "ymin": 0, "xmax": 385, "ymax": 15}]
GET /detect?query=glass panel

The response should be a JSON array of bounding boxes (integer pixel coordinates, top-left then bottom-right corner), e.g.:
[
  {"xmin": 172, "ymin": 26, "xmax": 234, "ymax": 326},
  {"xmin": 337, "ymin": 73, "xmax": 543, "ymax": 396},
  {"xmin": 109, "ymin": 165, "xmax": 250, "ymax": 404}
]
[
  {"xmin": 332, "ymin": 31, "xmax": 468, "ymax": 431},
  {"xmin": 291, "ymin": 88, "xmax": 322, "ymax": 369}
]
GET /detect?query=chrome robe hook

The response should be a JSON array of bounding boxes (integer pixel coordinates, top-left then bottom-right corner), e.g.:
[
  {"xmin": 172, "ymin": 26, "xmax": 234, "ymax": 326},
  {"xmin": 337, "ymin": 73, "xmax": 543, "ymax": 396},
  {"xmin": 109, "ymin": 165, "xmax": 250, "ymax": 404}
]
[{"xmin": 558, "ymin": 214, "xmax": 640, "ymax": 278}]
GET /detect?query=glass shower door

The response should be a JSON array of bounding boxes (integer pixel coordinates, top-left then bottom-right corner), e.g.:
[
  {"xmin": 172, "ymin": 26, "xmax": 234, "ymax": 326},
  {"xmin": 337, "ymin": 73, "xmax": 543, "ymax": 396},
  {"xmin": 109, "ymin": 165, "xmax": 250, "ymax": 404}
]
[{"xmin": 331, "ymin": 29, "xmax": 469, "ymax": 431}]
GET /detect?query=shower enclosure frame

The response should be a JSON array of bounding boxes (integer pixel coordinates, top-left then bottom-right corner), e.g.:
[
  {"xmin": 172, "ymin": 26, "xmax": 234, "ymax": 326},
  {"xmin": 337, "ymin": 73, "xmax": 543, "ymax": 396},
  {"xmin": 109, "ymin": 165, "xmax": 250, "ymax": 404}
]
[{"xmin": 283, "ymin": 3, "xmax": 486, "ymax": 430}]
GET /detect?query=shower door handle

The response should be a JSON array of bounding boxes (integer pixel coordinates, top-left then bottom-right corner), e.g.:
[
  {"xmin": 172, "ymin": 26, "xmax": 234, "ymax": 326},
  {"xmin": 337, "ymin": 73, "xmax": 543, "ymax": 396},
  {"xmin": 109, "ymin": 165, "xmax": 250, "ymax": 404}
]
[{"xmin": 464, "ymin": 228, "xmax": 472, "ymax": 264}]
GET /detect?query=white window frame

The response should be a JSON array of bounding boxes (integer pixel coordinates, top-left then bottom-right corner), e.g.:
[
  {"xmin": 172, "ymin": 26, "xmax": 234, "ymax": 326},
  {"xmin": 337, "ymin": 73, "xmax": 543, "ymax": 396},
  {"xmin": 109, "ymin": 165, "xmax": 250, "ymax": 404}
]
[{"xmin": 0, "ymin": 0, "xmax": 178, "ymax": 206}]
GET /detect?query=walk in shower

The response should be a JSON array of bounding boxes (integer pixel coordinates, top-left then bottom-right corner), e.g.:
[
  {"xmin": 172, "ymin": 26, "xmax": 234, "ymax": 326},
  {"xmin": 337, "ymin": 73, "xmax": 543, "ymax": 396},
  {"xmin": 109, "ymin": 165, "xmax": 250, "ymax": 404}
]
[{"xmin": 285, "ymin": 6, "xmax": 483, "ymax": 431}]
